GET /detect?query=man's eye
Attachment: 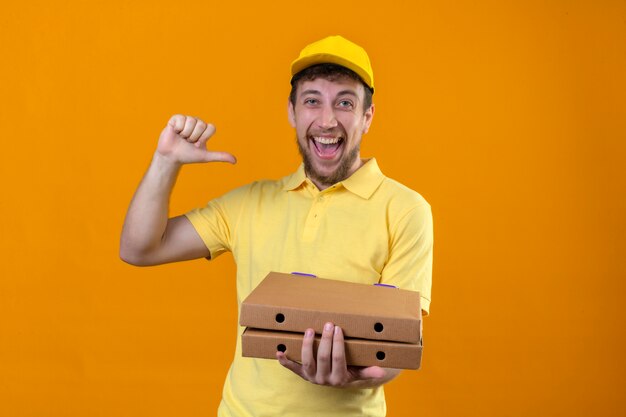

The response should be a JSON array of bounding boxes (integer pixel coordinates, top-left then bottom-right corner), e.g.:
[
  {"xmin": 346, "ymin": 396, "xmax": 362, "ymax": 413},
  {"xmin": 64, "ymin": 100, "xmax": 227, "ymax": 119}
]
[
  {"xmin": 304, "ymin": 98, "xmax": 318, "ymax": 105},
  {"xmin": 338, "ymin": 100, "xmax": 353, "ymax": 108}
]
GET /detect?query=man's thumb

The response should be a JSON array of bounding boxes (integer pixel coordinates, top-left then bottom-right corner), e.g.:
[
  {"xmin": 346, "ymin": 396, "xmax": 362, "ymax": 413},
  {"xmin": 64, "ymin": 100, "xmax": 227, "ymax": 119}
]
[
  {"xmin": 357, "ymin": 366, "xmax": 386, "ymax": 380},
  {"xmin": 204, "ymin": 151, "xmax": 237, "ymax": 164}
]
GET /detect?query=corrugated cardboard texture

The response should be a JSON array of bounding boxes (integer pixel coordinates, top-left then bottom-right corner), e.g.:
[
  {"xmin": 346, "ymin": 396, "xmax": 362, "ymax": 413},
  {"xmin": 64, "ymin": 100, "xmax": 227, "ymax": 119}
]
[
  {"xmin": 241, "ymin": 328, "xmax": 422, "ymax": 370},
  {"xmin": 240, "ymin": 272, "xmax": 422, "ymax": 343}
]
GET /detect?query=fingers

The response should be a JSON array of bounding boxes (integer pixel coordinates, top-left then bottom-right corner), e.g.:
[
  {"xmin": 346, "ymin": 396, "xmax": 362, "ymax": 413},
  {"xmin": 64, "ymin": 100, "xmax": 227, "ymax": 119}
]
[
  {"xmin": 276, "ymin": 351, "xmax": 304, "ymax": 377},
  {"xmin": 195, "ymin": 123, "xmax": 216, "ymax": 148},
  {"xmin": 162, "ymin": 114, "xmax": 237, "ymax": 165},
  {"xmin": 330, "ymin": 325, "xmax": 348, "ymax": 379},
  {"xmin": 168, "ymin": 115, "xmax": 207, "ymax": 142},
  {"xmin": 180, "ymin": 117, "xmax": 197, "ymax": 139},
  {"xmin": 277, "ymin": 324, "xmax": 388, "ymax": 388},
  {"xmin": 168, "ymin": 114, "xmax": 185, "ymax": 131},
  {"xmin": 355, "ymin": 366, "xmax": 386, "ymax": 380},
  {"xmin": 316, "ymin": 322, "xmax": 334, "ymax": 380},
  {"xmin": 188, "ymin": 119, "xmax": 207, "ymax": 142},
  {"xmin": 300, "ymin": 329, "xmax": 317, "ymax": 379}
]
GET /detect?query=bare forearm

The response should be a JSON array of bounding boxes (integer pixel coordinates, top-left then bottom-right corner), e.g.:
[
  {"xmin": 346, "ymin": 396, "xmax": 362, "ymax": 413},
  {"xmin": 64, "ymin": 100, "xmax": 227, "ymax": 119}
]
[
  {"xmin": 120, "ymin": 115, "xmax": 235, "ymax": 265},
  {"xmin": 120, "ymin": 152, "xmax": 181, "ymax": 264}
]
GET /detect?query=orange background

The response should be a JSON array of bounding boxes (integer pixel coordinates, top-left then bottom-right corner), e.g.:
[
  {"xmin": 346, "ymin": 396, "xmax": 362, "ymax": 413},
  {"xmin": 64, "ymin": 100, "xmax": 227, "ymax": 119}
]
[{"xmin": 1, "ymin": 1, "xmax": 625, "ymax": 416}]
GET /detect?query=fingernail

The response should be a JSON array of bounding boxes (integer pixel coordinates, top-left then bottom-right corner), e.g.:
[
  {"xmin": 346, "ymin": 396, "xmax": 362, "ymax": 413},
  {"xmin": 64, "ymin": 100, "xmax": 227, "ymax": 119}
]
[
  {"xmin": 306, "ymin": 329, "xmax": 313, "ymax": 337},
  {"xmin": 334, "ymin": 326, "xmax": 340, "ymax": 335},
  {"xmin": 325, "ymin": 323, "xmax": 333, "ymax": 331}
]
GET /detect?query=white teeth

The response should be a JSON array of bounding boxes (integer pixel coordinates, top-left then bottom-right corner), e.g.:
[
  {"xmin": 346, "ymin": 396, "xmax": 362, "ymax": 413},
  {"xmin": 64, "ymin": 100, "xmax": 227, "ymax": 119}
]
[{"xmin": 313, "ymin": 136, "xmax": 341, "ymax": 144}]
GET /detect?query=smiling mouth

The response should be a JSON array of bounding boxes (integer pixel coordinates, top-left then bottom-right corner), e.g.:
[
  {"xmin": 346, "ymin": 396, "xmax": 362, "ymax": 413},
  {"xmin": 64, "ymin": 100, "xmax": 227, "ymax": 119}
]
[{"xmin": 310, "ymin": 136, "xmax": 344, "ymax": 159}]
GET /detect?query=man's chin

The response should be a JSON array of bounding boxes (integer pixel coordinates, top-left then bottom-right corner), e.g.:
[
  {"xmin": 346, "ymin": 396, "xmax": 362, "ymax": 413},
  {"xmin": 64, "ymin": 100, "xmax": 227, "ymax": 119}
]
[
  {"xmin": 298, "ymin": 139, "xmax": 360, "ymax": 187},
  {"xmin": 305, "ymin": 162, "xmax": 348, "ymax": 187},
  {"xmin": 311, "ymin": 161, "xmax": 339, "ymax": 176}
]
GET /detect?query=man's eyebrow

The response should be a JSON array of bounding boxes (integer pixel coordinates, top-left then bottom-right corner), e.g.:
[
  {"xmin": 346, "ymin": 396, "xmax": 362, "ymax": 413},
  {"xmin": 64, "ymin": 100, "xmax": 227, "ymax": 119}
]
[
  {"xmin": 336, "ymin": 90, "xmax": 359, "ymax": 98},
  {"xmin": 299, "ymin": 89, "xmax": 322, "ymax": 96},
  {"xmin": 299, "ymin": 89, "xmax": 360, "ymax": 99}
]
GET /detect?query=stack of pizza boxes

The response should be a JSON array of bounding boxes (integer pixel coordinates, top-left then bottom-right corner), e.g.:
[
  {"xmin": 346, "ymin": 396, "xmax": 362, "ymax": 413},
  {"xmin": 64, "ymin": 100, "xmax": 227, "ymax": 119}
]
[{"xmin": 240, "ymin": 272, "xmax": 423, "ymax": 369}]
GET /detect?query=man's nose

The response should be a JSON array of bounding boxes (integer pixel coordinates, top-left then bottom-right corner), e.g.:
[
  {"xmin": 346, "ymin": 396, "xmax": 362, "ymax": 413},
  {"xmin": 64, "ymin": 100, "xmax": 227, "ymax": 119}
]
[{"xmin": 318, "ymin": 104, "xmax": 338, "ymax": 129}]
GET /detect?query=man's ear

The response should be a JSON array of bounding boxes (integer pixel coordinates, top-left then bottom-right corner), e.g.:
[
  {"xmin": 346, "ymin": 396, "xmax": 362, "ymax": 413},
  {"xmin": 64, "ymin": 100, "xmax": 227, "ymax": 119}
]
[
  {"xmin": 362, "ymin": 103, "xmax": 375, "ymax": 134},
  {"xmin": 287, "ymin": 99, "xmax": 296, "ymax": 128}
]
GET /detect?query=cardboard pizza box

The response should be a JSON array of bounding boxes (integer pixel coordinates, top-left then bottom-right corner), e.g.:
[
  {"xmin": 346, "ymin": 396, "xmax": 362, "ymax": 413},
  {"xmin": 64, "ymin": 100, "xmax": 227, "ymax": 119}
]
[
  {"xmin": 240, "ymin": 272, "xmax": 422, "ymax": 344},
  {"xmin": 241, "ymin": 327, "xmax": 422, "ymax": 370}
]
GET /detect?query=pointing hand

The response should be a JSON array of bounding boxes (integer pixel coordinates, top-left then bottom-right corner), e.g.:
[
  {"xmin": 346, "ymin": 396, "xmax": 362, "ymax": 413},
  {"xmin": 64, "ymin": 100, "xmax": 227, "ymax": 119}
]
[{"xmin": 157, "ymin": 114, "xmax": 237, "ymax": 165}]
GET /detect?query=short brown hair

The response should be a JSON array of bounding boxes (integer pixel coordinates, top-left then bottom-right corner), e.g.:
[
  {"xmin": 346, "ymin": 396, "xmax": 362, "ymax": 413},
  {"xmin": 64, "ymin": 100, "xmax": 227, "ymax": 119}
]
[{"xmin": 289, "ymin": 63, "xmax": 373, "ymax": 113}]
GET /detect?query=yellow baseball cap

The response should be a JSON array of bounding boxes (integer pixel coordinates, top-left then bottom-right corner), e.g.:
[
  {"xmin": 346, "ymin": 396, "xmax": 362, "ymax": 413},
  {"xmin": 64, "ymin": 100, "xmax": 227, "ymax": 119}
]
[{"xmin": 290, "ymin": 35, "xmax": 374, "ymax": 92}]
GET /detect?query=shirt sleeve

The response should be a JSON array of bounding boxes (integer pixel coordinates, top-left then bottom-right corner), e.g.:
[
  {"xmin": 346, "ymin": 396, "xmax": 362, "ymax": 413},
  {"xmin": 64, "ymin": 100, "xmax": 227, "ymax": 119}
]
[
  {"xmin": 380, "ymin": 202, "xmax": 433, "ymax": 315},
  {"xmin": 184, "ymin": 183, "xmax": 252, "ymax": 260},
  {"xmin": 184, "ymin": 199, "xmax": 232, "ymax": 260}
]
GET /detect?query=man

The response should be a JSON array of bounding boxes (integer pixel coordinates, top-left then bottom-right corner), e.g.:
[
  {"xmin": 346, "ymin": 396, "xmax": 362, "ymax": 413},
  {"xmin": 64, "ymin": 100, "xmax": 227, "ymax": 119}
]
[{"xmin": 120, "ymin": 35, "xmax": 432, "ymax": 417}]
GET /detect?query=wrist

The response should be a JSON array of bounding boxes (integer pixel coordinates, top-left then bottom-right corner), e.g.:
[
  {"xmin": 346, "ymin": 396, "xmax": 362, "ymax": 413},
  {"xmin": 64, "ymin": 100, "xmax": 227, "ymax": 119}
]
[{"xmin": 152, "ymin": 151, "xmax": 183, "ymax": 173}]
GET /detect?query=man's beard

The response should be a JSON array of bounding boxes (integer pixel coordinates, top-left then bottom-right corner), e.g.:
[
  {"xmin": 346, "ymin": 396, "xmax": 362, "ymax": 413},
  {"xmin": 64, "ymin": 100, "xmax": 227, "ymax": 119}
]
[{"xmin": 297, "ymin": 136, "xmax": 360, "ymax": 188}]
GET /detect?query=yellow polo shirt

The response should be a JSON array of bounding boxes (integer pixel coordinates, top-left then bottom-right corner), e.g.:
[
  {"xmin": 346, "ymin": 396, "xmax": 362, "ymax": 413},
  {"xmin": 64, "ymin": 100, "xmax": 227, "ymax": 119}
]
[{"xmin": 185, "ymin": 158, "xmax": 433, "ymax": 417}]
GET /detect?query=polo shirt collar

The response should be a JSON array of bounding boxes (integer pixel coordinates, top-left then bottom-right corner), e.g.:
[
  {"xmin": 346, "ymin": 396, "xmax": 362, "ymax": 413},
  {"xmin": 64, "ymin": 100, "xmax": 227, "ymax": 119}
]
[
  {"xmin": 341, "ymin": 158, "xmax": 385, "ymax": 199},
  {"xmin": 282, "ymin": 158, "xmax": 385, "ymax": 199},
  {"xmin": 282, "ymin": 164, "xmax": 308, "ymax": 191}
]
